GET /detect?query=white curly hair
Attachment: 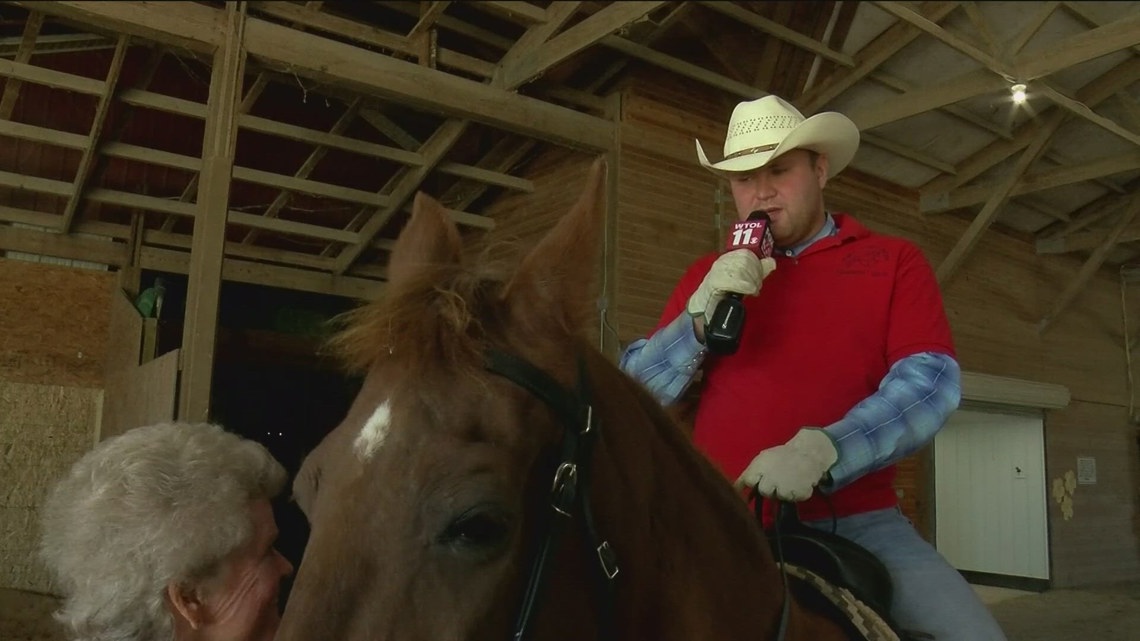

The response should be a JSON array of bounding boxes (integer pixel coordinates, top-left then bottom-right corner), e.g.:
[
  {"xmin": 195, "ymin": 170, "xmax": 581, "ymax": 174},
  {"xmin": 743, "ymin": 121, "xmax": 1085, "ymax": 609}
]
[{"xmin": 39, "ymin": 421, "xmax": 287, "ymax": 641}]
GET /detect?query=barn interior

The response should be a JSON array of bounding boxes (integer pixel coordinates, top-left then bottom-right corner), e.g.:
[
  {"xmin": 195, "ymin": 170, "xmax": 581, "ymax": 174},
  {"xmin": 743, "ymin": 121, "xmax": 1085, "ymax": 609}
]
[{"xmin": 2, "ymin": 2, "xmax": 1140, "ymax": 638}]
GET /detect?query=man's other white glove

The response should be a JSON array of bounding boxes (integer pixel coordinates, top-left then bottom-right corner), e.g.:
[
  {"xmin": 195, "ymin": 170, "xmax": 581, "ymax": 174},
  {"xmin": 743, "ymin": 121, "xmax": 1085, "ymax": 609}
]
[
  {"xmin": 686, "ymin": 249, "xmax": 777, "ymax": 323},
  {"xmin": 734, "ymin": 428, "xmax": 838, "ymax": 502}
]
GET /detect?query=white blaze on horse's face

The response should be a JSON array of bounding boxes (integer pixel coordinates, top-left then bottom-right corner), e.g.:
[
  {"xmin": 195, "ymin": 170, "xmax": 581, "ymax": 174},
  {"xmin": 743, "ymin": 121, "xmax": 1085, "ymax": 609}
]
[{"xmin": 353, "ymin": 399, "xmax": 392, "ymax": 461}]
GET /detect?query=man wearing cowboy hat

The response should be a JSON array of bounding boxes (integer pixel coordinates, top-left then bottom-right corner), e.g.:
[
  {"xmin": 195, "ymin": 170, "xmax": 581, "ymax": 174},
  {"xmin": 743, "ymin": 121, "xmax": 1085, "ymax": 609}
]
[{"xmin": 620, "ymin": 95, "xmax": 1006, "ymax": 640}]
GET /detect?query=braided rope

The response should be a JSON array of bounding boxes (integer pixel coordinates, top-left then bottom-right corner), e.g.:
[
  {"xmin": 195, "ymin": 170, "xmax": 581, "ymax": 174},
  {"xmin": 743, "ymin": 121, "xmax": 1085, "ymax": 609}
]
[{"xmin": 784, "ymin": 564, "xmax": 901, "ymax": 641}]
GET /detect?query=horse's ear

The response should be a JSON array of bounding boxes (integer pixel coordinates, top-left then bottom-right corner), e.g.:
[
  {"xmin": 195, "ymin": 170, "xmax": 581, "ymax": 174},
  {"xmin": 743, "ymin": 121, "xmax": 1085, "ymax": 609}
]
[
  {"xmin": 506, "ymin": 157, "xmax": 606, "ymax": 331},
  {"xmin": 387, "ymin": 192, "xmax": 462, "ymax": 285}
]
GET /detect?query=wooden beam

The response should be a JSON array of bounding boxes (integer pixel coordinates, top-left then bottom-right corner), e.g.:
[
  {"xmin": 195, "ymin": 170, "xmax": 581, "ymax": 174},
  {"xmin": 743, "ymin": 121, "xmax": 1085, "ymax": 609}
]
[
  {"xmin": 922, "ymin": 56, "xmax": 1140, "ymax": 193},
  {"xmin": 475, "ymin": 1, "xmax": 548, "ymax": 25},
  {"xmin": 1037, "ymin": 214, "xmax": 1140, "ymax": 254},
  {"xmin": 0, "ymin": 11, "xmax": 43, "ymax": 119},
  {"xmin": 242, "ymin": 16, "xmax": 612, "ymax": 150},
  {"xmin": 960, "ymin": 2, "xmax": 999, "ymax": 56},
  {"xmin": 498, "ymin": 2, "xmax": 666, "ymax": 89},
  {"xmin": 0, "ymin": 223, "xmax": 126, "ymax": 265},
  {"xmin": 1040, "ymin": 184, "xmax": 1140, "ymax": 240},
  {"xmin": 1005, "ymin": 1, "xmax": 1060, "ymax": 57},
  {"xmin": 13, "ymin": 1, "xmax": 223, "ymax": 54},
  {"xmin": 862, "ymin": 132, "xmax": 957, "ymax": 175},
  {"xmin": 869, "ymin": 71, "xmax": 1012, "ymax": 140},
  {"xmin": 242, "ymin": 97, "xmax": 362, "ymax": 245},
  {"xmin": 58, "ymin": 34, "xmax": 129, "ymax": 233},
  {"xmin": 874, "ymin": 1, "xmax": 1010, "ymax": 75},
  {"xmin": 493, "ymin": 1, "xmax": 581, "ymax": 87},
  {"xmin": 797, "ymin": 1, "xmax": 960, "ymax": 114},
  {"xmin": 0, "ymin": 214, "xmax": 384, "ymax": 298},
  {"xmin": 20, "ymin": 1, "xmax": 613, "ymax": 150},
  {"xmin": 923, "ymin": 152, "xmax": 1140, "ymax": 212},
  {"xmin": 600, "ymin": 35, "xmax": 766, "ymax": 99},
  {"xmin": 1036, "ymin": 80, "xmax": 1140, "ymax": 148},
  {"xmin": 847, "ymin": 67, "xmax": 1007, "ymax": 131},
  {"xmin": 936, "ymin": 110, "xmax": 1064, "ymax": 284},
  {"xmin": 1061, "ymin": 1, "xmax": 1140, "ymax": 57},
  {"xmin": 1015, "ymin": 11, "xmax": 1140, "ymax": 80},
  {"xmin": 701, "ymin": 1, "xmax": 855, "ymax": 68},
  {"xmin": 333, "ymin": 119, "xmax": 470, "ymax": 273},
  {"xmin": 407, "ymin": 1, "xmax": 450, "ymax": 40},
  {"xmin": 1038, "ymin": 195, "xmax": 1140, "ymax": 333},
  {"xmin": 179, "ymin": 2, "xmax": 245, "ymax": 423},
  {"xmin": 440, "ymin": 135, "xmax": 538, "ymax": 211}
]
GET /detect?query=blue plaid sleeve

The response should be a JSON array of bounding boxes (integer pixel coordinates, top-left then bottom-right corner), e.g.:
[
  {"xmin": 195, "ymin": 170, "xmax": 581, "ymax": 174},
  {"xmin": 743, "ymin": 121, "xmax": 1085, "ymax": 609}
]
[
  {"xmin": 618, "ymin": 312, "xmax": 707, "ymax": 405},
  {"xmin": 822, "ymin": 352, "xmax": 961, "ymax": 491}
]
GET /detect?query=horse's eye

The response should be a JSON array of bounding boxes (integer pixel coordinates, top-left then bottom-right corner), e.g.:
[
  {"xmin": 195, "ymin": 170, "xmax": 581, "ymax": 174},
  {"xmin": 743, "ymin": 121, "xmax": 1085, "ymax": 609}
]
[{"xmin": 440, "ymin": 509, "xmax": 510, "ymax": 551}]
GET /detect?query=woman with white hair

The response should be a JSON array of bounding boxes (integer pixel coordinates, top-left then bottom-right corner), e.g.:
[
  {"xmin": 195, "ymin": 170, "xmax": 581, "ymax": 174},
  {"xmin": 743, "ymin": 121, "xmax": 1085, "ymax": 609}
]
[{"xmin": 39, "ymin": 421, "xmax": 294, "ymax": 641}]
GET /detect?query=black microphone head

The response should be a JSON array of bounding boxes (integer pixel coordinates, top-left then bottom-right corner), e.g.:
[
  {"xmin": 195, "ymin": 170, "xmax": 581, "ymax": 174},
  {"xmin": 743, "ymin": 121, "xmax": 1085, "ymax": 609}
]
[{"xmin": 747, "ymin": 210, "xmax": 771, "ymax": 222}]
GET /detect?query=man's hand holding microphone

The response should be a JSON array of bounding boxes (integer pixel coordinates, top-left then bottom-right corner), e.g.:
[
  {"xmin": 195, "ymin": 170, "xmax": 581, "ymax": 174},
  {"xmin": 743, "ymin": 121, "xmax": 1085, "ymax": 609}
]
[
  {"xmin": 687, "ymin": 212, "xmax": 777, "ymax": 351},
  {"xmin": 685, "ymin": 211, "xmax": 840, "ymax": 502}
]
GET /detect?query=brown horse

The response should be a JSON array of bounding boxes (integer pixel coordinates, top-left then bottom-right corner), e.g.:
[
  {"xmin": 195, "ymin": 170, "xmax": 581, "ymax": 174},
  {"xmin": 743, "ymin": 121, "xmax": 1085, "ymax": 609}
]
[{"xmin": 276, "ymin": 159, "xmax": 854, "ymax": 641}]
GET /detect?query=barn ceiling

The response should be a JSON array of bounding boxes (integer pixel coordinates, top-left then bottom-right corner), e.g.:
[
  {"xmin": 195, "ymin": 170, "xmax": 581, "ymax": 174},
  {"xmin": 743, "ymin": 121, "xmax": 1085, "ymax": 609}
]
[{"xmin": 0, "ymin": 1, "xmax": 1138, "ymax": 319}]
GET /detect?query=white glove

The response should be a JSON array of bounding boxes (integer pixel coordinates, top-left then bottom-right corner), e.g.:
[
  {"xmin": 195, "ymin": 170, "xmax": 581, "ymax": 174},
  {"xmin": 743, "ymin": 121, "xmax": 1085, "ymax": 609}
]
[
  {"xmin": 734, "ymin": 428, "xmax": 838, "ymax": 502},
  {"xmin": 686, "ymin": 250, "xmax": 777, "ymax": 322}
]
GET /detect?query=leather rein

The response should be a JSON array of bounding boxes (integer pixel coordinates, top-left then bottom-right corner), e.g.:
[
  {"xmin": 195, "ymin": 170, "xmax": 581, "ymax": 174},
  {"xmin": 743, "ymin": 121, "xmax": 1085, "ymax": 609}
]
[{"xmin": 484, "ymin": 348, "xmax": 619, "ymax": 641}]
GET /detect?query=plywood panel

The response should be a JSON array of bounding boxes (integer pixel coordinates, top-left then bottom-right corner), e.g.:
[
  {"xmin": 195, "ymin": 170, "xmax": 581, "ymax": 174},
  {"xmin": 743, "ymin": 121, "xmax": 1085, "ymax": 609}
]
[
  {"xmin": 99, "ymin": 349, "xmax": 180, "ymax": 441},
  {"xmin": 0, "ymin": 381, "xmax": 100, "ymax": 592},
  {"xmin": 0, "ymin": 258, "xmax": 114, "ymax": 387}
]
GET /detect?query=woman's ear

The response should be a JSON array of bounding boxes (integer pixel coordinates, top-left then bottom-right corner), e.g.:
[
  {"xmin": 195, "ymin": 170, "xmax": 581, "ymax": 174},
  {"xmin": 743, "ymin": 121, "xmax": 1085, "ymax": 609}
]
[{"xmin": 167, "ymin": 581, "xmax": 207, "ymax": 630}]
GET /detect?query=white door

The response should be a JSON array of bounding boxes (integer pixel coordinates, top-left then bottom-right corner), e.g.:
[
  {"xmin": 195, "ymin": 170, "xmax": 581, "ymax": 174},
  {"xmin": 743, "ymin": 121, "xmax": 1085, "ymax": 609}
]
[{"xmin": 934, "ymin": 407, "xmax": 1050, "ymax": 580}]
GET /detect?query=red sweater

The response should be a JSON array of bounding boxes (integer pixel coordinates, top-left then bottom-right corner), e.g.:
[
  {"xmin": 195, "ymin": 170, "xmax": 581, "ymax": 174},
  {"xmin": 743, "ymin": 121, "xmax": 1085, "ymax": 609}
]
[{"xmin": 657, "ymin": 214, "xmax": 955, "ymax": 520}]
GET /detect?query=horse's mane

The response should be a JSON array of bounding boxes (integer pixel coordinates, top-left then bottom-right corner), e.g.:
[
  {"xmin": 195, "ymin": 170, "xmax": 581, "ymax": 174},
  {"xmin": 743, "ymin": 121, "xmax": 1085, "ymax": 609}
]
[{"xmin": 325, "ymin": 243, "xmax": 518, "ymax": 376}]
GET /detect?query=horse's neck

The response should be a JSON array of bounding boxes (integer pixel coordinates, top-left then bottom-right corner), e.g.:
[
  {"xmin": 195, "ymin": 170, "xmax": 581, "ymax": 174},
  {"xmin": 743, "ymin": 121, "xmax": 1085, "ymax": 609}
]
[{"xmin": 588, "ymin": 358, "xmax": 846, "ymax": 640}]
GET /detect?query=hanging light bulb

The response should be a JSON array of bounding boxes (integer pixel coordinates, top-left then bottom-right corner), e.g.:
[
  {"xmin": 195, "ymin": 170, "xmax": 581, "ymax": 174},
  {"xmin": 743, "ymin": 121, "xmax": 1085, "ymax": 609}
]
[{"xmin": 1011, "ymin": 83, "xmax": 1027, "ymax": 104}]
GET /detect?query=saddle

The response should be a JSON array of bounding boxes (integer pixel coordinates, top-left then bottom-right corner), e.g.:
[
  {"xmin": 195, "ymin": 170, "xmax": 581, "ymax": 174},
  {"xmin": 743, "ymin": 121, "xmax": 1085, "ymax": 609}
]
[{"xmin": 764, "ymin": 500, "xmax": 895, "ymax": 622}]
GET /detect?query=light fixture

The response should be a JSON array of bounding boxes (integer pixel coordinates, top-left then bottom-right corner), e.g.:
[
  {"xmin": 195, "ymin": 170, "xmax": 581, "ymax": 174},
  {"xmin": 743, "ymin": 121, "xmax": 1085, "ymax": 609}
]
[{"xmin": 1011, "ymin": 83, "xmax": 1027, "ymax": 104}]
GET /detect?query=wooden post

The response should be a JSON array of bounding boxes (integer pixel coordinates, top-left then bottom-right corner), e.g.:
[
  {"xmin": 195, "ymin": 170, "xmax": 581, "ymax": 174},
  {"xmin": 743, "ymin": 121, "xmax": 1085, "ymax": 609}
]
[{"xmin": 178, "ymin": 2, "xmax": 246, "ymax": 422}]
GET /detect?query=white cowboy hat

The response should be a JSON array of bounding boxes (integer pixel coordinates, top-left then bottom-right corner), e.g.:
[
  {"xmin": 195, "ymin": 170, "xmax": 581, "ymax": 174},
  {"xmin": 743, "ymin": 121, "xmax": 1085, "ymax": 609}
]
[{"xmin": 695, "ymin": 95, "xmax": 860, "ymax": 178}]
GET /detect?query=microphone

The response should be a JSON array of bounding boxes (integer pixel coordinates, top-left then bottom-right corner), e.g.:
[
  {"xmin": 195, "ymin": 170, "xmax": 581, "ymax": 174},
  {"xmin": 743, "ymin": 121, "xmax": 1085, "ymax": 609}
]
[{"xmin": 705, "ymin": 211, "xmax": 775, "ymax": 355}]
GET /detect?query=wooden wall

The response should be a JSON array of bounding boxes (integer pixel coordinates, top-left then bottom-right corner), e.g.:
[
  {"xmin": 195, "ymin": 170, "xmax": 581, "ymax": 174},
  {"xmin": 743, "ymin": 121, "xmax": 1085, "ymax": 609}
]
[
  {"xmin": 610, "ymin": 73, "xmax": 1139, "ymax": 588},
  {"xmin": 0, "ymin": 258, "xmax": 113, "ymax": 592}
]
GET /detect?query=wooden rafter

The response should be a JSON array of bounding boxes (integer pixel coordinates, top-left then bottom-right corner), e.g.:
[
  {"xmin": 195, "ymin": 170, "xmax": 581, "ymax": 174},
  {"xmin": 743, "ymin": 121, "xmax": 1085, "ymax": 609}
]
[
  {"xmin": 924, "ymin": 152, "xmax": 1140, "ymax": 214},
  {"xmin": 846, "ymin": 67, "xmax": 1007, "ymax": 131},
  {"xmin": 1036, "ymin": 81, "xmax": 1140, "ymax": 148},
  {"xmin": 19, "ymin": 1, "xmax": 614, "ymax": 150},
  {"xmin": 241, "ymin": 97, "xmax": 364, "ymax": 246},
  {"xmin": 58, "ymin": 34, "xmax": 129, "ymax": 233},
  {"xmin": 1017, "ymin": 11, "xmax": 1140, "ymax": 80},
  {"xmin": 874, "ymin": 1, "xmax": 1010, "ymax": 76},
  {"xmin": 868, "ymin": 71, "xmax": 1011, "ymax": 139},
  {"xmin": 493, "ymin": 2, "xmax": 581, "ymax": 87},
  {"xmin": 332, "ymin": 119, "xmax": 470, "ymax": 274},
  {"xmin": 1039, "ymin": 195, "xmax": 1140, "ymax": 333},
  {"xmin": 441, "ymin": 136, "xmax": 538, "ymax": 211},
  {"xmin": 497, "ymin": 2, "xmax": 665, "ymax": 90},
  {"xmin": 922, "ymin": 56, "xmax": 1140, "ymax": 193},
  {"xmin": 1004, "ymin": 1, "xmax": 1059, "ymax": 57},
  {"xmin": 936, "ymin": 110, "xmax": 1066, "ymax": 283},
  {"xmin": 797, "ymin": 1, "xmax": 960, "ymax": 114},
  {"xmin": 407, "ymin": 1, "xmax": 451, "ymax": 41},
  {"xmin": 0, "ymin": 221, "xmax": 383, "ymax": 297},
  {"xmin": 700, "ymin": 1, "xmax": 855, "ymax": 68},
  {"xmin": 0, "ymin": 10, "xmax": 43, "ymax": 119}
]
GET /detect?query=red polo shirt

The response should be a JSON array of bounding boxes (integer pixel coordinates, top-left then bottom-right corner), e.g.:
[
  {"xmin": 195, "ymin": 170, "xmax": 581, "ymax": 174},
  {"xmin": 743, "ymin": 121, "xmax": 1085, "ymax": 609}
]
[{"xmin": 656, "ymin": 214, "xmax": 955, "ymax": 521}]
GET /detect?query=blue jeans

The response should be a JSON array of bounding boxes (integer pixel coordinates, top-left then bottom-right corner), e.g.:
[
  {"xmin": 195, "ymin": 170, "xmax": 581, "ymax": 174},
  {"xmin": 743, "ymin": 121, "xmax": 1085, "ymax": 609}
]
[{"xmin": 802, "ymin": 507, "xmax": 1008, "ymax": 641}]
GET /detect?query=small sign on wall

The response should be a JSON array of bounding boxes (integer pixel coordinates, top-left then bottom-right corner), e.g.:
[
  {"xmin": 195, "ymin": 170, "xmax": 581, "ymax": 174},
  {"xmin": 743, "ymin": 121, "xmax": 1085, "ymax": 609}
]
[{"xmin": 1077, "ymin": 457, "xmax": 1097, "ymax": 485}]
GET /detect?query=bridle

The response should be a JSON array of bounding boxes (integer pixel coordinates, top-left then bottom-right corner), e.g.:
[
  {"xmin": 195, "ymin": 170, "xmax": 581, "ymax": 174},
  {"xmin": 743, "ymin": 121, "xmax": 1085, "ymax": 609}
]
[
  {"xmin": 484, "ymin": 347, "xmax": 796, "ymax": 641},
  {"xmin": 484, "ymin": 347, "xmax": 619, "ymax": 641}
]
